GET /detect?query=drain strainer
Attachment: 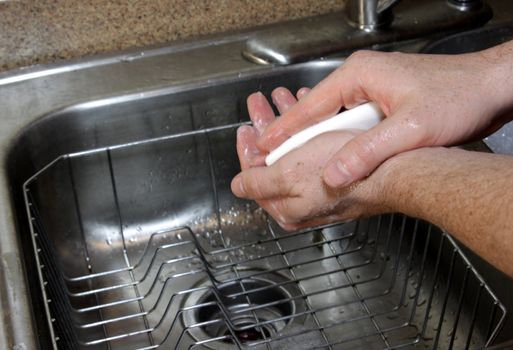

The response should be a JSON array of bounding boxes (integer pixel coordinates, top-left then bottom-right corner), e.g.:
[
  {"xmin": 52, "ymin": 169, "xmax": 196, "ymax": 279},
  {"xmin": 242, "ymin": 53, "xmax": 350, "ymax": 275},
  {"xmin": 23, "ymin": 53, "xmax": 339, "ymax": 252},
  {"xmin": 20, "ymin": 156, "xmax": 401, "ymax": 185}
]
[{"xmin": 183, "ymin": 270, "xmax": 306, "ymax": 349}]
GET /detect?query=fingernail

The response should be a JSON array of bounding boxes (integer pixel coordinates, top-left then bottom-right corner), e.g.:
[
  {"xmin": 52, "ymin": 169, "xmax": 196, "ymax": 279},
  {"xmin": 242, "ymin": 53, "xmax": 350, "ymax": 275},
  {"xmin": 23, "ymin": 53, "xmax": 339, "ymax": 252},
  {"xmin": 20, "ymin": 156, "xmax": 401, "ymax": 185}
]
[
  {"xmin": 255, "ymin": 91, "xmax": 267, "ymax": 104},
  {"xmin": 272, "ymin": 87, "xmax": 287, "ymax": 99},
  {"xmin": 324, "ymin": 160, "xmax": 353, "ymax": 187}
]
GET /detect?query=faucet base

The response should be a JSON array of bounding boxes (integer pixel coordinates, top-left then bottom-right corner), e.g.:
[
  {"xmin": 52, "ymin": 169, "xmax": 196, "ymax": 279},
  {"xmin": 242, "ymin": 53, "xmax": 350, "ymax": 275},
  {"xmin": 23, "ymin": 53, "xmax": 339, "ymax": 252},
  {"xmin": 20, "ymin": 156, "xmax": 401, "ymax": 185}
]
[{"xmin": 242, "ymin": 0, "xmax": 492, "ymax": 65}]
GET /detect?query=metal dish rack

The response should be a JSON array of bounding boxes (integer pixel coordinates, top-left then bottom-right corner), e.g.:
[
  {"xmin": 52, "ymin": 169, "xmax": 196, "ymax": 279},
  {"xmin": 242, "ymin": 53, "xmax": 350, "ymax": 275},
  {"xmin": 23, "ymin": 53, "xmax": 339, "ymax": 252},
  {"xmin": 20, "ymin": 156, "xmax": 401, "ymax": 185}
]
[{"xmin": 23, "ymin": 123, "xmax": 506, "ymax": 349}]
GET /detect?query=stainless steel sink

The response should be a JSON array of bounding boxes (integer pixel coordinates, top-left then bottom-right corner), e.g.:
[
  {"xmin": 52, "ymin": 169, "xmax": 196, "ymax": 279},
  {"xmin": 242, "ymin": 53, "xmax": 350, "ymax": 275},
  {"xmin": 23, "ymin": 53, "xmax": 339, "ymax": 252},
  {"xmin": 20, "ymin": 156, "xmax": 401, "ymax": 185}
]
[
  {"xmin": 2, "ymin": 2, "xmax": 513, "ymax": 349},
  {"xmin": 4, "ymin": 59, "xmax": 505, "ymax": 349}
]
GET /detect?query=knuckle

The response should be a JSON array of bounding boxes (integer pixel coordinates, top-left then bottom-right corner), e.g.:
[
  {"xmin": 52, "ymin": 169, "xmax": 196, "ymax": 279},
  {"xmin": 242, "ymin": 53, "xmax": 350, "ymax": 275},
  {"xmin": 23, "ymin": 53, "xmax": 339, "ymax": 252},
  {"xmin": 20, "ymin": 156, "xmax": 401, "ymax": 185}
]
[
  {"xmin": 348, "ymin": 134, "xmax": 378, "ymax": 164},
  {"xmin": 338, "ymin": 135, "xmax": 380, "ymax": 179},
  {"xmin": 245, "ymin": 174, "xmax": 264, "ymax": 198},
  {"xmin": 275, "ymin": 165, "xmax": 294, "ymax": 194},
  {"xmin": 346, "ymin": 50, "xmax": 376, "ymax": 65},
  {"xmin": 399, "ymin": 114, "xmax": 431, "ymax": 146},
  {"xmin": 340, "ymin": 88, "xmax": 356, "ymax": 107}
]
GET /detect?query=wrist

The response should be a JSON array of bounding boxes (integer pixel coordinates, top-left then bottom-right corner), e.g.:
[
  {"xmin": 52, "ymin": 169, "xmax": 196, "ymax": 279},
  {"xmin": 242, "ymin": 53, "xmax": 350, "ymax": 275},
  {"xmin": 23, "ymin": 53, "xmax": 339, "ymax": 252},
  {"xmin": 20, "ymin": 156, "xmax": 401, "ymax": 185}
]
[
  {"xmin": 476, "ymin": 42, "xmax": 513, "ymax": 120},
  {"xmin": 362, "ymin": 150, "xmax": 412, "ymax": 215},
  {"xmin": 372, "ymin": 147, "xmax": 447, "ymax": 216}
]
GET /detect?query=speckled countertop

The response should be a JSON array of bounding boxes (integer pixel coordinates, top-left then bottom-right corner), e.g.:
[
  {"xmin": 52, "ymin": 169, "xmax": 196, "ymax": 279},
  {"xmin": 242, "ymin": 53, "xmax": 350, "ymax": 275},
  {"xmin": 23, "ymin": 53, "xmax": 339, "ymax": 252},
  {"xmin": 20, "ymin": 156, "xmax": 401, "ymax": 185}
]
[{"xmin": 0, "ymin": 1, "xmax": 343, "ymax": 72}]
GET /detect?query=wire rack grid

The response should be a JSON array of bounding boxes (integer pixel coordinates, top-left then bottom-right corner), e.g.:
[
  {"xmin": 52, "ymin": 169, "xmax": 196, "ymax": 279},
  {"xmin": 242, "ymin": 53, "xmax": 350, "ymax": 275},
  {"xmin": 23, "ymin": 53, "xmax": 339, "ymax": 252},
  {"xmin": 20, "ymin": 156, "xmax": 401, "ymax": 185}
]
[{"xmin": 23, "ymin": 123, "xmax": 506, "ymax": 349}]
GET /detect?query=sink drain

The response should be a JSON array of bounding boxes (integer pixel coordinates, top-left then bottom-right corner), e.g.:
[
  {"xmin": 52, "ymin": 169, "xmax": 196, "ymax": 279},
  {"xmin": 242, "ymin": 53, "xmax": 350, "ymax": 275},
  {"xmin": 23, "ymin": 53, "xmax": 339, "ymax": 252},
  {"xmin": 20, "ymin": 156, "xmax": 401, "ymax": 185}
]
[{"xmin": 183, "ymin": 271, "xmax": 305, "ymax": 349}]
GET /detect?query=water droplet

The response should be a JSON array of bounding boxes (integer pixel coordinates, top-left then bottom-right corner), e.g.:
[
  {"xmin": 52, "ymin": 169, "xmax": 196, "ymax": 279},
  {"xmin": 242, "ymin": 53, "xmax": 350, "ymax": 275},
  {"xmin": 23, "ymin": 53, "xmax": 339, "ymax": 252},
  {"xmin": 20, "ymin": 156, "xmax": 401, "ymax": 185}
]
[
  {"xmin": 386, "ymin": 312, "xmax": 399, "ymax": 320},
  {"xmin": 380, "ymin": 252, "xmax": 390, "ymax": 261},
  {"xmin": 106, "ymin": 238, "xmax": 113, "ymax": 245}
]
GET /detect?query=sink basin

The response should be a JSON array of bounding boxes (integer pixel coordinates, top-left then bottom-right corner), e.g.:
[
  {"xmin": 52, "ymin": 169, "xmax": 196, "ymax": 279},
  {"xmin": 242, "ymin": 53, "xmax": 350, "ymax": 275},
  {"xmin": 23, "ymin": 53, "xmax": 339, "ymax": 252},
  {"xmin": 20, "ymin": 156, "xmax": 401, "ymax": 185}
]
[{"xmin": 6, "ymin": 59, "xmax": 506, "ymax": 349}]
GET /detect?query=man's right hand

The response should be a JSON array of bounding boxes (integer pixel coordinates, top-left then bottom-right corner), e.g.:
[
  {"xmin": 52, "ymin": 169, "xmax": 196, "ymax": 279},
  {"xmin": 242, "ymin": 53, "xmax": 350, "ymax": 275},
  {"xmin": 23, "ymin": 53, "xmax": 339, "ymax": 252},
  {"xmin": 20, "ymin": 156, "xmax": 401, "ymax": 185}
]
[{"xmin": 257, "ymin": 45, "xmax": 513, "ymax": 188}]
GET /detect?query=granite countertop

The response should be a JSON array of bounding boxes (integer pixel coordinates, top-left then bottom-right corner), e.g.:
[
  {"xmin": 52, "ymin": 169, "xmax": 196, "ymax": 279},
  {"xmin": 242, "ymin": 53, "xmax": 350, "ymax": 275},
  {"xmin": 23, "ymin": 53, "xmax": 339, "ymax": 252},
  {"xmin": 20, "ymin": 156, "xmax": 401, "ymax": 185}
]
[{"xmin": 0, "ymin": 0, "xmax": 343, "ymax": 72}]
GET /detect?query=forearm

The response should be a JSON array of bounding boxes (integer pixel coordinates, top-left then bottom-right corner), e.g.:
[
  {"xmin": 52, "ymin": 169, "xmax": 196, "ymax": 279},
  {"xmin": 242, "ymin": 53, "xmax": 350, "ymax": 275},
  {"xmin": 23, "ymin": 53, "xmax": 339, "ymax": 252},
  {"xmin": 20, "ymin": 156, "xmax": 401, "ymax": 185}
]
[{"xmin": 381, "ymin": 147, "xmax": 513, "ymax": 277}]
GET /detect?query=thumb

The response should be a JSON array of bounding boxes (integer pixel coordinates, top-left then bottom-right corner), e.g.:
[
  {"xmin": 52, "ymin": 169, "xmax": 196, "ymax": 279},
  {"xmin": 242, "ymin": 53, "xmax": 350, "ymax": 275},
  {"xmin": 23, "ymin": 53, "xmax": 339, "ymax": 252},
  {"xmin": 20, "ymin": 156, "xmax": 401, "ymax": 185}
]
[
  {"xmin": 231, "ymin": 165, "xmax": 293, "ymax": 200},
  {"xmin": 323, "ymin": 114, "xmax": 425, "ymax": 187}
]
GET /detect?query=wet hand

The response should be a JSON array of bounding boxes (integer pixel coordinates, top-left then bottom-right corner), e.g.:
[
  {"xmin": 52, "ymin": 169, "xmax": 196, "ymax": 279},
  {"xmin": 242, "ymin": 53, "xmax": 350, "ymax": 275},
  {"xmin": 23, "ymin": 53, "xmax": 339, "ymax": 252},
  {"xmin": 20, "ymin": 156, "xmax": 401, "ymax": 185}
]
[
  {"xmin": 257, "ymin": 50, "xmax": 512, "ymax": 188},
  {"xmin": 231, "ymin": 89, "xmax": 384, "ymax": 230}
]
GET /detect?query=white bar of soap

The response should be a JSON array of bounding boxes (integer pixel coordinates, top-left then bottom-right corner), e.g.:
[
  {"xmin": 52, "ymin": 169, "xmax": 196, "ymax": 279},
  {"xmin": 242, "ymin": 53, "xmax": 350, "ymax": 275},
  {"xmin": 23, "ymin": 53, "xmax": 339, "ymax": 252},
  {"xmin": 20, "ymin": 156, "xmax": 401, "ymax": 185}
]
[{"xmin": 265, "ymin": 102, "xmax": 385, "ymax": 166}]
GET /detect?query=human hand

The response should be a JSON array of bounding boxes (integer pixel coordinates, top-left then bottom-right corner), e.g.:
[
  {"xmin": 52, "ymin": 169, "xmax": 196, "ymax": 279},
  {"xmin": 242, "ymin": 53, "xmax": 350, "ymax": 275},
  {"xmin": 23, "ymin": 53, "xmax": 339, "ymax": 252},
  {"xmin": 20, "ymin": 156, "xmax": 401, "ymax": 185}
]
[
  {"xmin": 231, "ymin": 89, "xmax": 386, "ymax": 230},
  {"xmin": 257, "ymin": 49, "xmax": 513, "ymax": 188}
]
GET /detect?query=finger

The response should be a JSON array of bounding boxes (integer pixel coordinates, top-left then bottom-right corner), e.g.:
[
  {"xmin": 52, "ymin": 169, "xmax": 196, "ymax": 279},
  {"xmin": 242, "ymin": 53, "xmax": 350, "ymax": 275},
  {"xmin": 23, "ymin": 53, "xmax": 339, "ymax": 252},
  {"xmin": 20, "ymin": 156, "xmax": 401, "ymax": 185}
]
[
  {"xmin": 271, "ymin": 87, "xmax": 298, "ymax": 115},
  {"xmin": 260, "ymin": 199, "xmax": 291, "ymax": 228},
  {"xmin": 296, "ymin": 87, "xmax": 310, "ymax": 100},
  {"xmin": 279, "ymin": 216, "xmax": 336, "ymax": 232},
  {"xmin": 247, "ymin": 92, "xmax": 276, "ymax": 135},
  {"xmin": 231, "ymin": 166, "xmax": 294, "ymax": 200},
  {"xmin": 323, "ymin": 113, "xmax": 425, "ymax": 187},
  {"xmin": 258, "ymin": 51, "xmax": 376, "ymax": 152},
  {"xmin": 249, "ymin": 154, "xmax": 266, "ymax": 168},
  {"xmin": 236, "ymin": 125, "xmax": 260, "ymax": 171},
  {"xmin": 258, "ymin": 72, "xmax": 348, "ymax": 151},
  {"xmin": 269, "ymin": 212, "xmax": 340, "ymax": 232}
]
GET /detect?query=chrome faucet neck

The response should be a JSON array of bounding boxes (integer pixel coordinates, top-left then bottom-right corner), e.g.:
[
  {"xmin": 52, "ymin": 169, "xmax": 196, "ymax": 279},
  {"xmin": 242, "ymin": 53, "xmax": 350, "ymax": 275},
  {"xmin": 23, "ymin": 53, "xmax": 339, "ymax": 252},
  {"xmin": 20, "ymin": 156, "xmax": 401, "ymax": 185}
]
[{"xmin": 346, "ymin": 0, "xmax": 399, "ymax": 31}]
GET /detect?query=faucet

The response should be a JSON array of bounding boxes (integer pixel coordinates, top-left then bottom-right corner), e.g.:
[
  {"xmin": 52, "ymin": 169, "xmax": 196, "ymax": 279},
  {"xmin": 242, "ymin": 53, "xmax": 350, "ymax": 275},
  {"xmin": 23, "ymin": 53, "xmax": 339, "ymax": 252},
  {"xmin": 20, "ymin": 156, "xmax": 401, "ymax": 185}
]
[
  {"xmin": 346, "ymin": 0, "xmax": 480, "ymax": 31},
  {"xmin": 346, "ymin": 0, "xmax": 400, "ymax": 31},
  {"xmin": 242, "ymin": 0, "xmax": 491, "ymax": 65}
]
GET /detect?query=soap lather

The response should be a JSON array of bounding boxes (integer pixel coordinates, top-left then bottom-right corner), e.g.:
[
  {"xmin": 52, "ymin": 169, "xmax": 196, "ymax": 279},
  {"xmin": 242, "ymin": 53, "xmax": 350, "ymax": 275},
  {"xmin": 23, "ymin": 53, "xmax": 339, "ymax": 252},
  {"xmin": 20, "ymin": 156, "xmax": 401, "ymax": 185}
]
[{"xmin": 265, "ymin": 102, "xmax": 385, "ymax": 166}]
